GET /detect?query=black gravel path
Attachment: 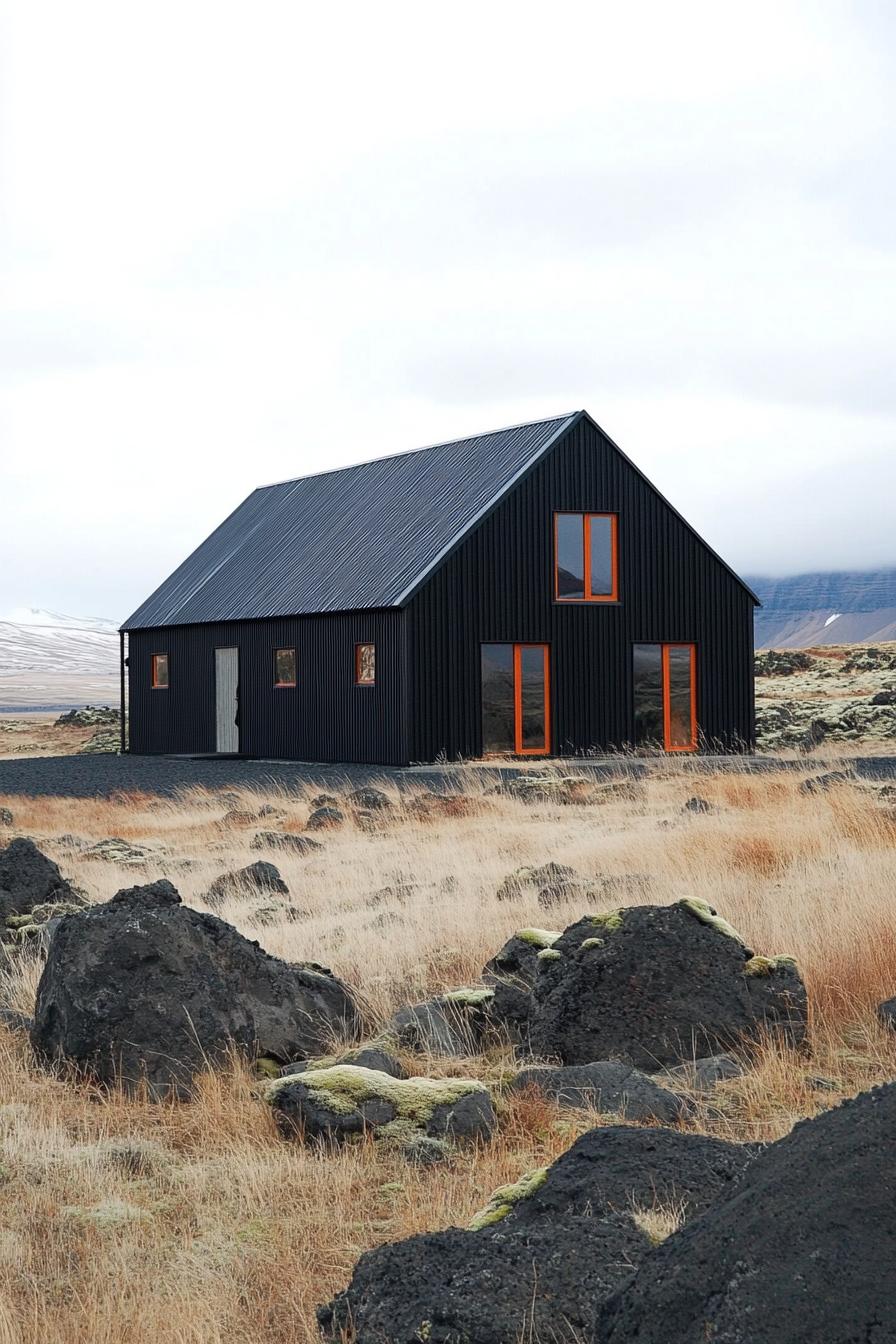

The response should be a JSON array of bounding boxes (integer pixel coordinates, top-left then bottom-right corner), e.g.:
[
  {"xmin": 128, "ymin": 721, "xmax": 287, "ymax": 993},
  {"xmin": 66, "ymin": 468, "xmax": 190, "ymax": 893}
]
[{"xmin": 0, "ymin": 752, "xmax": 893, "ymax": 800}]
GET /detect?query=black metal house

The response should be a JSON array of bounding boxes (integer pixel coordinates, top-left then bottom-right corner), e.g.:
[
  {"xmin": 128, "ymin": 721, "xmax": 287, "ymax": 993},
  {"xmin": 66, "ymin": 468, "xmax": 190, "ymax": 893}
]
[{"xmin": 122, "ymin": 411, "xmax": 758, "ymax": 764}]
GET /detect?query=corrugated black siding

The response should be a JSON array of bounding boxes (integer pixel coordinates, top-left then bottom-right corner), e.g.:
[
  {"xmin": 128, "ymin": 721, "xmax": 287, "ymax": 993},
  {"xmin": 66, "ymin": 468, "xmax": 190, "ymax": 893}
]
[
  {"xmin": 405, "ymin": 416, "xmax": 755, "ymax": 761},
  {"xmin": 128, "ymin": 610, "xmax": 407, "ymax": 764}
]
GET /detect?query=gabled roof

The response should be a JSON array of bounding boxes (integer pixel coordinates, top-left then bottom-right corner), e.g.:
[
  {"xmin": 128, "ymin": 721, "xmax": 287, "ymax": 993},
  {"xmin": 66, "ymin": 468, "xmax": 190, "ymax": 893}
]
[
  {"xmin": 122, "ymin": 412, "xmax": 579, "ymax": 629},
  {"xmin": 122, "ymin": 409, "xmax": 758, "ymax": 631}
]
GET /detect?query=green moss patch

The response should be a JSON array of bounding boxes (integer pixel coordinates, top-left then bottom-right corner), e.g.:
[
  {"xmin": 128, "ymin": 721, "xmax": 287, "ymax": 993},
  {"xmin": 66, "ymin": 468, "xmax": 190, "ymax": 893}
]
[
  {"xmin": 744, "ymin": 954, "xmax": 798, "ymax": 977},
  {"xmin": 516, "ymin": 928, "xmax": 561, "ymax": 948},
  {"xmin": 589, "ymin": 910, "xmax": 624, "ymax": 933},
  {"xmin": 679, "ymin": 898, "xmax": 745, "ymax": 944},
  {"xmin": 468, "ymin": 1167, "xmax": 549, "ymax": 1230},
  {"xmin": 441, "ymin": 988, "xmax": 494, "ymax": 1007}
]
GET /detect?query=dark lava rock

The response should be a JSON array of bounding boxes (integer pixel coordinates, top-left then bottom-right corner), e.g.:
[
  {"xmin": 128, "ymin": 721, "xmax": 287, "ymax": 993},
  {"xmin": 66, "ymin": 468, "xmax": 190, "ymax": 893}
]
[
  {"xmin": 598, "ymin": 1082, "xmax": 896, "ymax": 1344},
  {"xmin": 0, "ymin": 837, "xmax": 81, "ymax": 923},
  {"xmin": 268, "ymin": 1065, "xmax": 495, "ymax": 1144},
  {"xmin": 319, "ymin": 1214, "xmax": 649, "ymax": 1344},
  {"xmin": 682, "ymin": 795, "xmax": 712, "ymax": 814},
  {"xmin": 658, "ymin": 1052, "xmax": 745, "ymax": 1093},
  {"xmin": 278, "ymin": 1046, "xmax": 407, "ymax": 1079},
  {"xmin": 318, "ymin": 1125, "xmax": 754, "ymax": 1343},
  {"xmin": 511, "ymin": 1061, "xmax": 690, "ymax": 1124},
  {"xmin": 483, "ymin": 928, "xmax": 560, "ymax": 988},
  {"xmin": 799, "ymin": 769, "xmax": 853, "ymax": 795},
  {"xmin": 496, "ymin": 861, "xmax": 578, "ymax": 902},
  {"xmin": 877, "ymin": 996, "xmax": 896, "ymax": 1031},
  {"xmin": 0, "ymin": 807, "xmax": 13, "ymax": 827},
  {"xmin": 754, "ymin": 649, "xmax": 813, "ymax": 677},
  {"xmin": 306, "ymin": 806, "xmax": 345, "ymax": 831},
  {"xmin": 206, "ymin": 860, "xmax": 288, "ymax": 906},
  {"xmin": 487, "ymin": 979, "xmax": 534, "ymax": 1045},
  {"xmin": 249, "ymin": 831, "xmax": 322, "ymax": 855},
  {"xmin": 405, "ymin": 792, "xmax": 478, "ymax": 820},
  {"xmin": 0, "ymin": 1007, "xmax": 33, "ymax": 1034},
  {"xmin": 55, "ymin": 705, "xmax": 119, "ymax": 726},
  {"xmin": 400, "ymin": 1135, "xmax": 451, "ymax": 1166},
  {"xmin": 502, "ymin": 1125, "xmax": 755, "ymax": 1229},
  {"xmin": 346, "ymin": 787, "xmax": 392, "ymax": 811},
  {"xmin": 343, "ymin": 1046, "xmax": 407, "ymax": 1077},
  {"xmin": 309, "ymin": 793, "xmax": 339, "ymax": 809},
  {"xmin": 391, "ymin": 991, "xmax": 496, "ymax": 1055},
  {"xmin": 220, "ymin": 809, "xmax": 258, "ymax": 827},
  {"xmin": 530, "ymin": 901, "xmax": 807, "ymax": 1069},
  {"xmin": 392, "ymin": 984, "xmax": 530, "ymax": 1055},
  {"xmin": 31, "ymin": 880, "xmax": 360, "ymax": 1098},
  {"xmin": 871, "ymin": 689, "xmax": 896, "ymax": 705}
]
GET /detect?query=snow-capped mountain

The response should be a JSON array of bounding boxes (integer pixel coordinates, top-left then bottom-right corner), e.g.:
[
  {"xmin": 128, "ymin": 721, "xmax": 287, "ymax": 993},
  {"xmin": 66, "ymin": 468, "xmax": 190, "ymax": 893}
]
[
  {"xmin": 0, "ymin": 609, "xmax": 120, "ymax": 709},
  {"xmin": 3, "ymin": 607, "xmax": 119, "ymax": 634}
]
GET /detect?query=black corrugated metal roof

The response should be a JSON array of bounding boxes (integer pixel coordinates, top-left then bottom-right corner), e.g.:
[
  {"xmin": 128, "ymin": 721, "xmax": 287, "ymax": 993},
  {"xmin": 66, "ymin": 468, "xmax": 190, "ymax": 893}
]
[{"xmin": 122, "ymin": 412, "xmax": 580, "ymax": 629}]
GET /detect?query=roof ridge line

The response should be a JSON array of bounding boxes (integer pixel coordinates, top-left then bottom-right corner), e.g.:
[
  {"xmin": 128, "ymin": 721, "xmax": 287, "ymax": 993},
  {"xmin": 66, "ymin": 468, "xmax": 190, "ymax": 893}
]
[{"xmin": 256, "ymin": 410, "xmax": 582, "ymax": 491}]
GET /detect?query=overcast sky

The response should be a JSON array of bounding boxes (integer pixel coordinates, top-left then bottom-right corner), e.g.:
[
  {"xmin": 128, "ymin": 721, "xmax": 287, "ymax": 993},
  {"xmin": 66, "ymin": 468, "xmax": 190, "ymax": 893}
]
[{"xmin": 1, "ymin": 1, "xmax": 894, "ymax": 622}]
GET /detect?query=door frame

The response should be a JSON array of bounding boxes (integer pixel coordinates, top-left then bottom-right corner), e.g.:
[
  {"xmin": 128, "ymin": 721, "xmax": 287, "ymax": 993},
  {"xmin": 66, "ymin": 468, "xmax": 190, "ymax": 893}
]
[
  {"xmin": 481, "ymin": 642, "xmax": 551, "ymax": 757},
  {"xmin": 661, "ymin": 642, "xmax": 697, "ymax": 752},
  {"xmin": 214, "ymin": 646, "xmax": 240, "ymax": 754}
]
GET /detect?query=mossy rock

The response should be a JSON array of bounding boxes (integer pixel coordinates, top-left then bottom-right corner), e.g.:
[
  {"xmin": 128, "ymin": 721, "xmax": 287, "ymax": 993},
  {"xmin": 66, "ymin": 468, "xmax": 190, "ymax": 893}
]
[
  {"xmin": 266, "ymin": 1065, "xmax": 495, "ymax": 1145},
  {"xmin": 483, "ymin": 928, "xmax": 560, "ymax": 989},
  {"xmin": 531, "ymin": 902, "xmax": 808, "ymax": 1069}
]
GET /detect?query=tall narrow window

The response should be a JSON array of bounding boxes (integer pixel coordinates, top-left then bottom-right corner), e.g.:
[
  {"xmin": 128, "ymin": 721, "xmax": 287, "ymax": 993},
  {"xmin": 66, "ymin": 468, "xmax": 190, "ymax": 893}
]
[
  {"xmin": 633, "ymin": 643, "xmax": 697, "ymax": 752},
  {"xmin": 355, "ymin": 643, "xmax": 376, "ymax": 686},
  {"xmin": 274, "ymin": 648, "xmax": 296, "ymax": 687},
  {"xmin": 481, "ymin": 644, "xmax": 550, "ymax": 756},
  {"xmin": 151, "ymin": 653, "xmax": 169, "ymax": 689},
  {"xmin": 554, "ymin": 513, "xmax": 618, "ymax": 601}
]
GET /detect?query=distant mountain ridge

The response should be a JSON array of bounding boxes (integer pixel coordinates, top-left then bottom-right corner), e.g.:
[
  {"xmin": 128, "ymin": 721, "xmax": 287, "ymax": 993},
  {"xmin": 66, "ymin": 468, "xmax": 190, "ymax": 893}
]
[{"xmin": 747, "ymin": 568, "xmax": 896, "ymax": 649}]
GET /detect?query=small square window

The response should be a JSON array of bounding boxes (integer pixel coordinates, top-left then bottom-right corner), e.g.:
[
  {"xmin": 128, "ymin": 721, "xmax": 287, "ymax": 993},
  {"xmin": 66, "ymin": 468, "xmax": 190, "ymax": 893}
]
[
  {"xmin": 151, "ymin": 653, "xmax": 169, "ymax": 689},
  {"xmin": 355, "ymin": 643, "xmax": 375, "ymax": 686},
  {"xmin": 274, "ymin": 648, "xmax": 297, "ymax": 686}
]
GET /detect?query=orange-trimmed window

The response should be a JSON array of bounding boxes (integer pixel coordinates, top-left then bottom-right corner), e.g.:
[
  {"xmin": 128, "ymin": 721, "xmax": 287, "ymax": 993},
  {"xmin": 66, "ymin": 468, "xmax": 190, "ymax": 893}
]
[
  {"xmin": 481, "ymin": 643, "xmax": 550, "ymax": 756},
  {"xmin": 633, "ymin": 642, "xmax": 697, "ymax": 751},
  {"xmin": 151, "ymin": 653, "xmax": 169, "ymax": 689},
  {"xmin": 554, "ymin": 512, "xmax": 618, "ymax": 601},
  {"xmin": 274, "ymin": 648, "xmax": 296, "ymax": 687},
  {"xmin": 355, "ymin": 643, "xmax": 375, "ymax": 686}
]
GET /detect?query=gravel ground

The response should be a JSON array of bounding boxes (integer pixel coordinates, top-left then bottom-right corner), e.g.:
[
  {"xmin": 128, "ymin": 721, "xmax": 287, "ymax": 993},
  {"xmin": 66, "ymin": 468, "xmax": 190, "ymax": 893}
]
[
  {"xmin": 0, "ymin": 754, "xmax": 411, "ymax": 800},
  {"xmin": 0, "ymin": 752, "xmax": 893, "ymax": 801}
]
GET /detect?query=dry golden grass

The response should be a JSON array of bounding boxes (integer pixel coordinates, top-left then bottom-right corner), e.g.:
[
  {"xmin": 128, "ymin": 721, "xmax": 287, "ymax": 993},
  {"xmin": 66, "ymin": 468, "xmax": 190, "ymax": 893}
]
[{"xmin": 0, "ymin": 764, "xmax": 895, "ymax": 1341}]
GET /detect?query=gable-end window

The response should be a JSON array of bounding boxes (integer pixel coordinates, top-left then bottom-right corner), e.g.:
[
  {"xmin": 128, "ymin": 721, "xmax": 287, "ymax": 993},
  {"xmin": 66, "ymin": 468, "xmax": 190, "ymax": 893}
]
[
  {"xmin": 151, "ymin": 653, "xmax": 169, "ymax": 689},
  {"xmin": 355, "ymin": 643, "xmax": 375, "ymax": 686},
  {"xmin": 274, "ymin": 648, "xmax": 296, "ymax": 687},
  {"xmin": 554, "ymin": 513, "xmax": 618, "ymax": 601}
]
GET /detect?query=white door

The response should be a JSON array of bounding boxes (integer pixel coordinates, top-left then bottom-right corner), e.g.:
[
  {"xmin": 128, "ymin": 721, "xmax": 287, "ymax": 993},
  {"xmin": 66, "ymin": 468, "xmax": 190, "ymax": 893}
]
[{"xmin": 215, "ymin": 647, "xmax": 239, "ymax": 753}]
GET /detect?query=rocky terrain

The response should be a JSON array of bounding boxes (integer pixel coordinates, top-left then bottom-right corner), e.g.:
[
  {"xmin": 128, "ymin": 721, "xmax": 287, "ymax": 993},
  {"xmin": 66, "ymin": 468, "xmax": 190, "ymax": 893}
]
[
  {"xmin": 755, "ymin": 642, "xmax": 896, "ymax": 751},
  {"xmin": 0, "ymin": 705, "xmax": 121, "ymax": 758},
  {"xmin": 0, "ymin": 764, "xmax": 894, "ymax": 1341}
]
